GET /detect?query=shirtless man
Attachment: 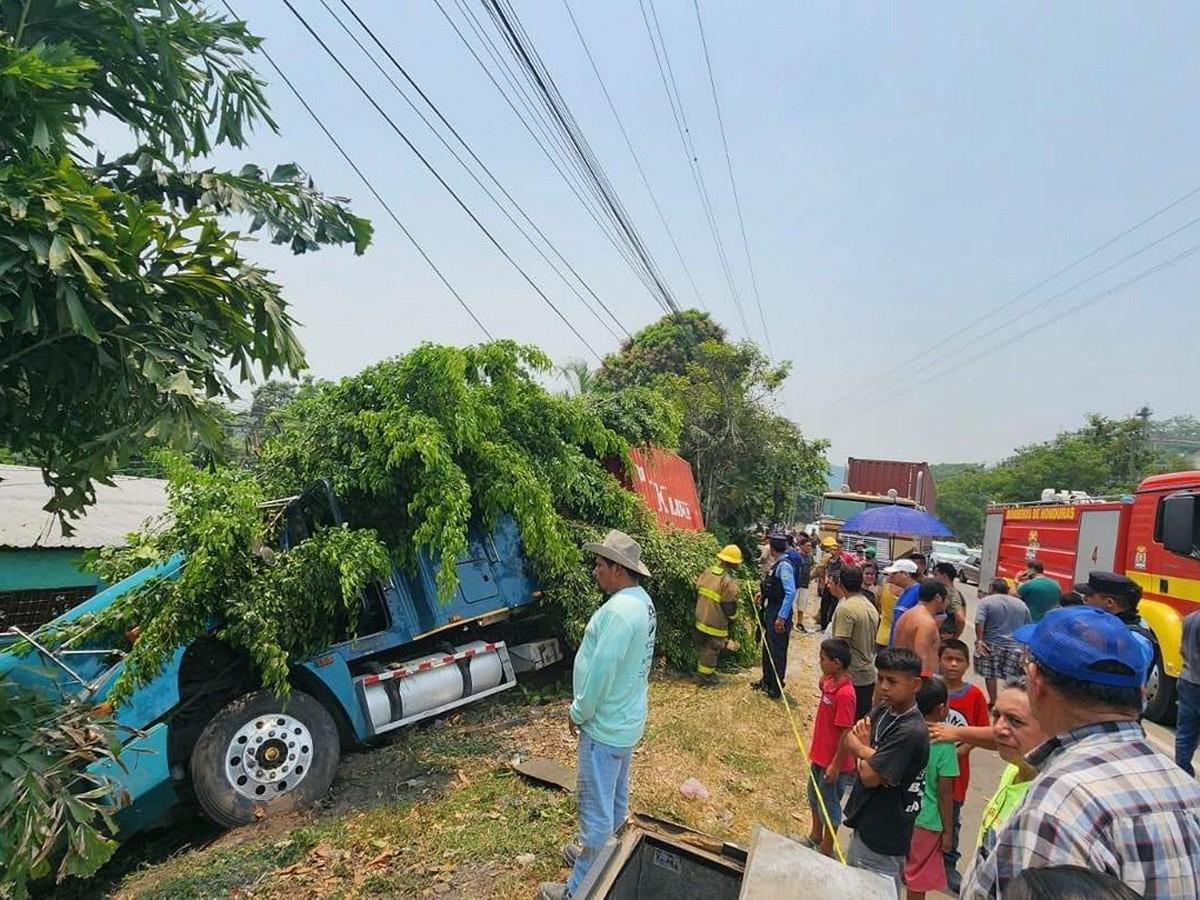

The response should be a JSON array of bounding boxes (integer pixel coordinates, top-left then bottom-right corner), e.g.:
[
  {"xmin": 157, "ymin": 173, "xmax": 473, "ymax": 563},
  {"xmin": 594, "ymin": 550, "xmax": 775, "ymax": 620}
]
[{"xmin": 893, "ymin": 578, "xmax": 948, "ymax": 675}]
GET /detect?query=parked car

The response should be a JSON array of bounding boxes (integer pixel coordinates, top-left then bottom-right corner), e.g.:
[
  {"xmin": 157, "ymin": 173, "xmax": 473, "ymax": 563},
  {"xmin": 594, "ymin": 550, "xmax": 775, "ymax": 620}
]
[
  {"xmin": 930, "ymin": 540, "xmax": 971, "ymax": 570},
  {"xmin": 958, "ymin": 553, "xmax": 981, "ymax": 585}
]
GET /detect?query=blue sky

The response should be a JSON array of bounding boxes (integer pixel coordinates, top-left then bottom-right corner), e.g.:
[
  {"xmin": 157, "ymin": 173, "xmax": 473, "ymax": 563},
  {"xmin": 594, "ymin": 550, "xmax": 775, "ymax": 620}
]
[{"xmin": 196, "ymin": 1, "xmax": 1200, "ymax": 465}]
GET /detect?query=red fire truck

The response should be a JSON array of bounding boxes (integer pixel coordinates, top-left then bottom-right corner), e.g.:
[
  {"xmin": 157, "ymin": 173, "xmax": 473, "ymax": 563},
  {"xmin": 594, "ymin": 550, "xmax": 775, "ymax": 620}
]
[{"xmin": 980, "ymin": 471, "xmax": 1200, "ymax": 724}]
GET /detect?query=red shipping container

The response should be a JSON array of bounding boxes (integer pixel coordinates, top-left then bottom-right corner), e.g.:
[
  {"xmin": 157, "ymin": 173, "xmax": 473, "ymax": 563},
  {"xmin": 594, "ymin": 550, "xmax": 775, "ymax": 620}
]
[
  {"xmin": 623, "ymin": 447, "xmax": 705, "ymax": 531},
  {"xmin": 846, "ymin": 458, "xmax": 937, "ymax": 512}
]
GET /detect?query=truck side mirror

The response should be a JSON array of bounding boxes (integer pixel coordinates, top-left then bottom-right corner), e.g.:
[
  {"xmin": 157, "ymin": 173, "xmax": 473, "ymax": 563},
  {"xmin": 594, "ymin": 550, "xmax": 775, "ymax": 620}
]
[{"xmin": 1161, "ymin": 494, "xmax": 1199, "ymax": 557}]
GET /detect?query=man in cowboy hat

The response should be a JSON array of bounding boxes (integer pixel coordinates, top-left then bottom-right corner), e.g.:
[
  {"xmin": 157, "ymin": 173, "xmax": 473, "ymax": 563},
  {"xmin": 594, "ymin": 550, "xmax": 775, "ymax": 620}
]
[
  {"xmin": 541, "ymin": 530, "xmax": 657, "ymax": 900},
  {"xmin": 693, "ymin": 544, "xmax": 743, "ymax": 685}
]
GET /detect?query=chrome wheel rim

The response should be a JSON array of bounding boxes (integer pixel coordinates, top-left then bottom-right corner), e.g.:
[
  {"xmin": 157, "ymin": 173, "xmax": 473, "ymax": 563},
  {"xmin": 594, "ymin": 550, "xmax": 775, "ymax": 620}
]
[{"xmin": 224, "ymin": 713, "xmax": 313, "ymax": 801}]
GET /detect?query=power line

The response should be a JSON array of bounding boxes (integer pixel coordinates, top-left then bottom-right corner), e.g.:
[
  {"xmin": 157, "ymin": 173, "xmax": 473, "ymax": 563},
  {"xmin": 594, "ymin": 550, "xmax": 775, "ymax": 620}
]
[
  {"xmin": 844, "ymin": 208, "xmax": 1200, "ymax": 399},
  {"xmin": 488, "ymin": 0, "xmax": 680, "ymax": 317},
  {"xmin": 637, "ymin": 0, "xmax": 751, "ymax": 338},
  {"xmin": 836, "ymin": 237, "xmax": 1200, "ymax": 422},
  {"xmin": 826, "ymin": 181, "xmax": 1200, "ymax": 408},
  {"xmin": 481, "ymin": 0, "xmax": 683, "ymax": 317},
  {"xmin": 276, "ymin": 0, "xmax": 603, "ymax": 362},
  {"xmin": 561, "ymin": 0, "xmax": 709, "ymax": 313},
  {"xmin": 220, "ymin": 1, "xmax": 492, "ymax": 340},
  {"xmin": 321, "ymin": 0, "xmax": 630, "ymax": 341},
  {"xmin": 690, "ymin": 0, "xmax": 770, "ymax": 353},
  {"xmin": 434, "ymin": 0, "xmax": 674, "ymax": 309}
]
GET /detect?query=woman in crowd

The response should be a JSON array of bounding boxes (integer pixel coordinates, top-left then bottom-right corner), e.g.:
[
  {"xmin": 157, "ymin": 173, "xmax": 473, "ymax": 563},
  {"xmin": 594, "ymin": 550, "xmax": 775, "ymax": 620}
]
[
  {"xmin": 861, "ymin": 560, "xmax": 881, "ymax": 608},
  {"xmin": 928, "ymin": 679, "xmax": 1048, "ymax": 864}
]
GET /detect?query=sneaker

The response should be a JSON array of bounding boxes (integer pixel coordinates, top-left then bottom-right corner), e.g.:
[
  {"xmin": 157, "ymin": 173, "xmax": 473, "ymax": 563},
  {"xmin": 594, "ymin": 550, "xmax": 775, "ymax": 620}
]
[
  {"xmin": 749, "ymin": 680, "xmax": 766, "ymax": 692},
  {"xmin": 538, "ymin": 883, "xmax": 569, "ymax": 900},
  {"xmin": 561, "ymin": 842, "xmax": 582, "ymax": 868},
  {"xmin": 945, "ymin": 868, "xmax": 962, "ymax": 895}
]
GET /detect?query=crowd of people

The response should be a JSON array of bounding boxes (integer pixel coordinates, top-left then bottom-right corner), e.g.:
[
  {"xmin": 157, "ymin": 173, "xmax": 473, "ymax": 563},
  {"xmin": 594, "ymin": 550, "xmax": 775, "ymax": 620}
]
[{"xmin": 540, "ymin": 527, "xmax": 1200, "ymax": 900}]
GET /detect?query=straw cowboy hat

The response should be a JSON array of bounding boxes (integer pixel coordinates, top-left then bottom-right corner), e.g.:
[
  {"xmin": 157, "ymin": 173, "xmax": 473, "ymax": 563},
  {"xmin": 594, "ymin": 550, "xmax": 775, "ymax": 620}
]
[{"xmin": 583, "ymin": 530, "xmax": 651, "ymax": 577}]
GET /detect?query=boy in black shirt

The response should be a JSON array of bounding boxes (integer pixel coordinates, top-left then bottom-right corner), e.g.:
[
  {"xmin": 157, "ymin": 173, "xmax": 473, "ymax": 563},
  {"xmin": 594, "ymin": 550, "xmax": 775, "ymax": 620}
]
[{"xmin": 843, "ymin": 647, "xmax": 930, "ymax": 896}]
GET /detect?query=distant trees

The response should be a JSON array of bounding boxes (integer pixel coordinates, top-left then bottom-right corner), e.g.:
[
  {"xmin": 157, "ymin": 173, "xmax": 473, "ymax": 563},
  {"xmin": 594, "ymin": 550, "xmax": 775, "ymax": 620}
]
[
  {"xmin": 937, "ymin": 414, "xmax": 1193, "ymax": 544},
  {"xmin": 593, "ymin": 310, "xmax": 828, "ymax": 533}
]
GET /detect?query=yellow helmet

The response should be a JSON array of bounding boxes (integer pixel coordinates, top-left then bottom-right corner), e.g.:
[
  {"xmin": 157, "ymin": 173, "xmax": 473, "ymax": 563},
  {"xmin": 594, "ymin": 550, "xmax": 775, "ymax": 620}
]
[
  {"xmin": 821, "ymin": 536, "xmax": 838, "ymax": 549},
  {"xmin": 716, "ymin": 544, "xmax": 744, "ymax": 565}
]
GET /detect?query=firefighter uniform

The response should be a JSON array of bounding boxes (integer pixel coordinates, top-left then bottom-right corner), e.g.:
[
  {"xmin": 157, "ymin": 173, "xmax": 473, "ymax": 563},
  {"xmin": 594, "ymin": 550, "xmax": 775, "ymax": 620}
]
[{"xmin": 694, "ymin": 550, "xmax": 742, "ymax": 679}]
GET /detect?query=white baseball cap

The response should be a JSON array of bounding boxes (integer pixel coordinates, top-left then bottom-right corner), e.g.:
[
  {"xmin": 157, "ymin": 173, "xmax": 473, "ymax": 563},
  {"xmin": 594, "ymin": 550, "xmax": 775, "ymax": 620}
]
[{"xmin": 882, "ymin": 559, "xmax": 919, "ymax": 575}]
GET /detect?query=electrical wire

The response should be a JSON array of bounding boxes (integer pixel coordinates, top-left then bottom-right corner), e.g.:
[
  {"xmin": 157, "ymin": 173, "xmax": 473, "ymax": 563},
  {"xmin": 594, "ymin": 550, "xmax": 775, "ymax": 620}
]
[
  {"xmin": 835, "ymin": 237, "xmax": 1200, "ymax": 422},
  {"xmin": 487, "ymin": 0, "xmax": 678, "ymax": 316},
  {"xmin": 691, "ymin": 0, "xmax": 770, "ymax": 352},
  {"xmin": 637, "ymin": 0, "xmax": 751, "ymax": 337},
  {"xmin": 435, "ymin": 0, "xmax": 673, "ymax": 308},
  {"xmin": 561, "ymin": 0, "xmax": 709, "ymax": 313},
  {"xmin": 482, "ymin": 0, "xmax": 683, "ymax": 317},
  {"xmin": 276, "ymin": 0, "xmax": 603, "ymax": 362},
  {"xmin": 322, "ymin": 0, "xmax": 630, "ymax": 341},
  {"xmin": 220, "ymin": 1, "xmax": 492, "ymax": 340},
  {"xmin": 825, "ymin": 181, "xmax": 1200, "ymax": 409},
  {"xmin": 848, "ymin": 208, "xmax": 1200, "ymax": 398}
]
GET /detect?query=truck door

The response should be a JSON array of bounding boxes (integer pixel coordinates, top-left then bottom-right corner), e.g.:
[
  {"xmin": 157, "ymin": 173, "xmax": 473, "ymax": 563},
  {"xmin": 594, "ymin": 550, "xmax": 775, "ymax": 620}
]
[
  {"xmin": 455, "ymin": 534, "xmax": 501, "ymax": 606},
  {"xmin": 1074, "ymin": 508, "xmax": 1123, "ymax": 582},
  {"xmin": 980, "ymin": 512, "xmax": 1003, "ymax": 587}
]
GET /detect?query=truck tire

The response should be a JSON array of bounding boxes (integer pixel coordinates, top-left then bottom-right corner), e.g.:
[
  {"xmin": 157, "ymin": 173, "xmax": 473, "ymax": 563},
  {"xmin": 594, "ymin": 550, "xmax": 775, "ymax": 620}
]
[
  {"xmin": 190, "ymin": 689, "xmax": 340, "ymax": 828},
  {"xmin": 1143, "ymin": 650, "xmax": 1178, "ymax": 726}
]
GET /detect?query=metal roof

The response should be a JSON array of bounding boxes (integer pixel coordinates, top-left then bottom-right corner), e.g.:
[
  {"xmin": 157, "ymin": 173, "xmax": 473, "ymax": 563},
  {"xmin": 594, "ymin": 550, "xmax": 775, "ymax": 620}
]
[{"xmin": 0, "ymin": 465, "xmax": 168, "ymax": 550}]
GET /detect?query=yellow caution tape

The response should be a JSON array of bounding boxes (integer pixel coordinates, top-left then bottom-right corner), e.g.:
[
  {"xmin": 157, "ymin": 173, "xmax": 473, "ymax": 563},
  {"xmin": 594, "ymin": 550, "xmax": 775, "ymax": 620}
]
[{"xmin": 742, "ymin": 596, "xmax": 847, "ymax": 865}]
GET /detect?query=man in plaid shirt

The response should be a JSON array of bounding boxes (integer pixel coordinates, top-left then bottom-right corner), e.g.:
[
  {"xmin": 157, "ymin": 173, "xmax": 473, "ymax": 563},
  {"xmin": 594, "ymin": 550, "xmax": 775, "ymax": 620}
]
[{"xmin": 963, "ymin": 606, "xmax": 1200, "ymax": 899}]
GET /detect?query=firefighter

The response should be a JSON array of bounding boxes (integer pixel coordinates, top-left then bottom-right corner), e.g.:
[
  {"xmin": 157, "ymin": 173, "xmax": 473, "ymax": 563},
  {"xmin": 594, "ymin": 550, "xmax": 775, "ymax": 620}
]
[{"xmin": 693, "ymin": 545, "xmax": 743, "ymax": 684}]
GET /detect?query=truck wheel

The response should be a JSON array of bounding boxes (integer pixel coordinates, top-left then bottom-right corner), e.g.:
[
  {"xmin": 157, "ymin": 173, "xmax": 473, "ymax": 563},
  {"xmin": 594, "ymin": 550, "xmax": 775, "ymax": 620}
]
[
  {"xmin": 1143, "ymin": 652, "xmax": 1178, "ymax": 726},
  {"xmin": 190, "ymin": 690, "xmax": 340, "ymax": 828}
]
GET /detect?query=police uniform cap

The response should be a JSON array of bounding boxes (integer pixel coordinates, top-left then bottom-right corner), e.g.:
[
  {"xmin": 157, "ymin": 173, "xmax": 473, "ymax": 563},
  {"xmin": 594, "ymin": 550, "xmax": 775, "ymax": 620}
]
[{"xmin": 1087, "ymin": 571, "xmax": 1141, "ymax": 600}]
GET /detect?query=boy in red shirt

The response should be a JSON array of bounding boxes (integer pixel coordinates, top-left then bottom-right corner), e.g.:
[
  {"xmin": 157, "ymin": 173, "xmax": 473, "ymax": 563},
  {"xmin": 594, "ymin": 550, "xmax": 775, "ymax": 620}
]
[
  {"xmin": 806, "ymin": 638, "xmax": 858, "ymax": 857},
  {"xmin": 938, "ymin": 638, "xmax": 990, "ymax": 894}
]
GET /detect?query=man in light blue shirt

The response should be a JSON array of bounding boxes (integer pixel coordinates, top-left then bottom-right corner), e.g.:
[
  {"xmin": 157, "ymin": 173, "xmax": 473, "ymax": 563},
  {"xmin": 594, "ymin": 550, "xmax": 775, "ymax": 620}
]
[{"xmin": 540, "ymin": 530, "xmax": 656, "ymax": 900}]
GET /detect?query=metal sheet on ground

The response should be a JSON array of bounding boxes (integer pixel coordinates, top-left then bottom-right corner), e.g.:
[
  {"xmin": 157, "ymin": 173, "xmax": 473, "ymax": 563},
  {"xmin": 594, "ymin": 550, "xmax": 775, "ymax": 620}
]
[
  {"xmin": 512, "ymin": 757, "xmax": 575, "ymax": 791},
  {"xmin": 738, "ymin": 827, "xmax": 894, "ymax": 900}
]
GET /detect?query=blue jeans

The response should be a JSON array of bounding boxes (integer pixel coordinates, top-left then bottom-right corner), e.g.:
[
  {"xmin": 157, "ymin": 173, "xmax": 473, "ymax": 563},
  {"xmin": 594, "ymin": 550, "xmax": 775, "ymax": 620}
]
[
  {"xmin": 567, "ymin": 731, "xmax": 634, "ymax": 896},
  {"xmin": 805, "ymin": 761, "xmax": 855, "ymax": 829},
  {"xmin": 1176, "ymin": 678, "xmax": 1200, "ymax": 777}
]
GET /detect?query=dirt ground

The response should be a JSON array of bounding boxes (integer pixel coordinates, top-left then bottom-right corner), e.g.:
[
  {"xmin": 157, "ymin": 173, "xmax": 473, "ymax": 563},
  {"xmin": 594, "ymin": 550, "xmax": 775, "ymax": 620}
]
[{"xmin": 65, "ymin": 632, "xmax": 824, "ymax": 900}]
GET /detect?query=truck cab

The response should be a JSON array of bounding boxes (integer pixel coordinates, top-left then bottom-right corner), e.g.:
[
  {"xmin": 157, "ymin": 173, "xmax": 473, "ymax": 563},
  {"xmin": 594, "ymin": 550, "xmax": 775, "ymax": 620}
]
[
  {"xmin": 981, "ymin": 471, "xmax": 1200, "ymax": 723},
  {"xmin": 0, "ymin": 483, "xmax": 561, "ymax": 834}
]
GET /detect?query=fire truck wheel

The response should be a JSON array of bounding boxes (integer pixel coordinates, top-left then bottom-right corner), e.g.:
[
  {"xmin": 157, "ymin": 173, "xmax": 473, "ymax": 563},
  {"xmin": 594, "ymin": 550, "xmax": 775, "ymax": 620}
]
[
  {"xmin": 1143, "ymin": 652, "xmax": 1177, "ymax": 726},
  {"xmin": 191, "ymin": 690, "xmax": 340, "ymax": 828}
]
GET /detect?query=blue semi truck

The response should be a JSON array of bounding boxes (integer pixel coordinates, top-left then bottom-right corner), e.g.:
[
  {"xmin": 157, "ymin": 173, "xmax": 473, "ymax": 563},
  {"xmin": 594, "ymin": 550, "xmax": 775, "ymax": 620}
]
[{"xmin": 0, "ymin": 483, "xmax": 561, "ymax": 834}]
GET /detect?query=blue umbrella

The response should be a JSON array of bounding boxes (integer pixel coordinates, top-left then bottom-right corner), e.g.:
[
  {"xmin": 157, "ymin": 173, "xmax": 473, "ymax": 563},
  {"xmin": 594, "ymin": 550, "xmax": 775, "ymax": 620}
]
[{"xmin": 840, "ymin": 505, "xmax": 953, "ymax": 537}]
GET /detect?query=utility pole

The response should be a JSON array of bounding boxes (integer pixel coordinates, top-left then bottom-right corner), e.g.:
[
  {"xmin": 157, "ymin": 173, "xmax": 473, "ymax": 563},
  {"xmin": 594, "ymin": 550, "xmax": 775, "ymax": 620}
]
[{"xmin": 1134, "ymin": 405, "xmax": 1153, "ymax": 482}]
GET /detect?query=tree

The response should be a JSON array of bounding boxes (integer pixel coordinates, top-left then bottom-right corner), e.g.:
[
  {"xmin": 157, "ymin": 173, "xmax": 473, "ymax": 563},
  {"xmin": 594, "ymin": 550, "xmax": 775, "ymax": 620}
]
[
  {"xmin": 595, "ymin": 311, "xmax": 828, "ymax": 531},
  {"xmin": 558, "ymin": 359, "xmax": 596, "ymax": 397},
  {"xmin": 936, "ymin": 414, "xmax": 1193, "ymax": 543},
  {"xmin": 0, "ymin": 1, "xmax": 371, "ymax": 523}
]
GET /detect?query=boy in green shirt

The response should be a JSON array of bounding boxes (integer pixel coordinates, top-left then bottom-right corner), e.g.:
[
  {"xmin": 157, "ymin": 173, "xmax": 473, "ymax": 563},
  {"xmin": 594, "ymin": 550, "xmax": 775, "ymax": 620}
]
[{"xmin": 904, "ymin": 679, "xmax": 959, "ymax": 899}]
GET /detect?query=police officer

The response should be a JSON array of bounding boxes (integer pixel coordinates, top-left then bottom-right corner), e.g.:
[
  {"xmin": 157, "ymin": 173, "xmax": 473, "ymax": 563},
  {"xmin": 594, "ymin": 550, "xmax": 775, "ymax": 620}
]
[
  {"xmin": 1082, "ymin": 571, "xmax": 1157, "ymax": 686},
  {"xmin": 752, "ymin": 531, "xmax": 795, "ymax": 699},
  {"xmin": 693, "ymin": 545, "xmax": 743, "ymax": 685}
]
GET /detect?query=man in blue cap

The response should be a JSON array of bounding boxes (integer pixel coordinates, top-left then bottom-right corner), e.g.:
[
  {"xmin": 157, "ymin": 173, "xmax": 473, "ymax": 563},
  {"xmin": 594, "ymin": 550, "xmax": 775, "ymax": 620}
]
[{"xmin": 962, "ymin": 606, "xmax": 1200, "ymax": 899}]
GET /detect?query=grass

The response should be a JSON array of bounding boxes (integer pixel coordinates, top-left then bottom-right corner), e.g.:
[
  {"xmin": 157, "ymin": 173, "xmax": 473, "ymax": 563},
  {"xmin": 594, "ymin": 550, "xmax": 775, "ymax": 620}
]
[{"xmin": 90, "ymin": 633, "xmax": 823, "ymax": 899}]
